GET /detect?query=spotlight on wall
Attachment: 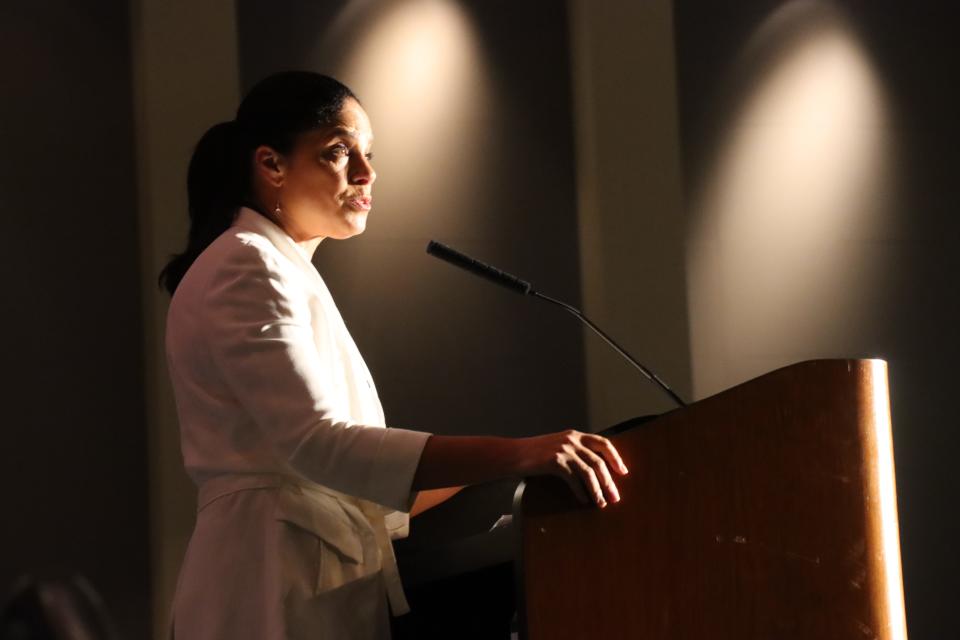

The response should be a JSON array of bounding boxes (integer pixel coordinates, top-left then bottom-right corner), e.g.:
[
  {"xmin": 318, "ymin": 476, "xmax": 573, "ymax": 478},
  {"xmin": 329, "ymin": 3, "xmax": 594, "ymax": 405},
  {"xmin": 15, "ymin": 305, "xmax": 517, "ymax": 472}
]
[
  {"xmin": 323, "ymin": 0, "xmax": 492, "ymax": 227},
  {"xmin": 687, "ymin": 0, "xmax": 898, "ymax": 396}
]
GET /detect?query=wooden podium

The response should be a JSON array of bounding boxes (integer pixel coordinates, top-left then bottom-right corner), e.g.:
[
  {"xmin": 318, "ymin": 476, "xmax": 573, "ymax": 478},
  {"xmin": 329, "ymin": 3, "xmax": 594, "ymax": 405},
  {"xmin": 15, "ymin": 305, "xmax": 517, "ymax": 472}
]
[{"xmin": 514, "ymin": 360, "xmax": 907, "ymax": 640}]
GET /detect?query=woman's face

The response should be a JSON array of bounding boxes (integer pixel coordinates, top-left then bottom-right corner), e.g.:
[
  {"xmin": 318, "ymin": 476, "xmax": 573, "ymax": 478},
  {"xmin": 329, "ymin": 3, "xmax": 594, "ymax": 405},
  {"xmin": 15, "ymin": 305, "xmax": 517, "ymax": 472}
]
[{"xmin": 268, "ymin": 97, "xmax": 377, "ymax": 242}]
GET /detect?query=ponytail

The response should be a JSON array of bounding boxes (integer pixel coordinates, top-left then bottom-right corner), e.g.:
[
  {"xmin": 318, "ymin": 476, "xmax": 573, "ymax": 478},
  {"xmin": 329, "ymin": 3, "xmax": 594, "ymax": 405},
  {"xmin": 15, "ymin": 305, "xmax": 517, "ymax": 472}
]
[{"xmin": 158, "ymin": 120, "xmax": 251, "ymax": 295}]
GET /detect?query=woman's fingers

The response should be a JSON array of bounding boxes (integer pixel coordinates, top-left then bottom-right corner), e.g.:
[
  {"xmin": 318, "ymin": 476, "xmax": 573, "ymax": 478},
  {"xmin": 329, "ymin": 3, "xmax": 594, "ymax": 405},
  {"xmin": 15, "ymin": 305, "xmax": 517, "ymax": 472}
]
[
  {"xmin": 583, "ymin": 434, "xmax": 629, "ymax": 476},
  {"xmin": 569, "ymin": 456, "xmax": 606, "ymax": 507},
  {"xmin": 557, "ymin": 458, "xmax": 590, "ymax": 505},
  {"xmin": 578, "ymin": 445, "xmax": 620, "ymax": 504},
  {"xmin": 531, "ymin": 430, "xmax": 629, "ymax": 507}
]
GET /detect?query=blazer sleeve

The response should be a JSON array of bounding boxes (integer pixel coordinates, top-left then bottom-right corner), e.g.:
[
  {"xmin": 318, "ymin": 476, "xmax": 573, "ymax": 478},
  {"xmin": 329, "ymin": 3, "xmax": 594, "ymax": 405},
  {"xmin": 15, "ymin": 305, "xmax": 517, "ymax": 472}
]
[{"xmin": 200, "ymin": 240, "xmax": 430, "ymax": 512}]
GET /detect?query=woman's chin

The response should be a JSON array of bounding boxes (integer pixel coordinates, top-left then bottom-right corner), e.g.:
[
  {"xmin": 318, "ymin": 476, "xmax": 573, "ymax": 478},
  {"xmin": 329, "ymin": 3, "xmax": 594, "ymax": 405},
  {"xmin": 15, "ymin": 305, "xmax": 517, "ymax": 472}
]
[{"xmin": 334, "ymin": 212, "xmax": 368, "ymax": 239}]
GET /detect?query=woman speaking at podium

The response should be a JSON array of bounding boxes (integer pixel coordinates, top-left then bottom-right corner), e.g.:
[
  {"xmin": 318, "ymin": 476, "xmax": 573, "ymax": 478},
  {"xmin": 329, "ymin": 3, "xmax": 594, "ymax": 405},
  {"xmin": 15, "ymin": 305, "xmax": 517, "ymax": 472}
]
[{"xmin": 160, "ymin": 71, "xmax": 628, "ymax": 640}]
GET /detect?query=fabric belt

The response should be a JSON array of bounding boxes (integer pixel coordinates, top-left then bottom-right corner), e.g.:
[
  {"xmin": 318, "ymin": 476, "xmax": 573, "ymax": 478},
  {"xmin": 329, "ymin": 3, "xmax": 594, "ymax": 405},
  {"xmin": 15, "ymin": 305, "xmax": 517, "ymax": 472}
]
[{"xmin": 195, "ymin": 472, "xmax": 411, "ymax": 615}]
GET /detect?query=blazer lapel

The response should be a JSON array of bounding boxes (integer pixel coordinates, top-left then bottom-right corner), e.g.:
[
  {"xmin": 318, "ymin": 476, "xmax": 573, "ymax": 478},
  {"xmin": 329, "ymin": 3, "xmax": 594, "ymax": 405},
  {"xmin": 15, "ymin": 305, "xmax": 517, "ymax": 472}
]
[{"xmin": 233, "ymin": 206, "xmax": 324, "ymax": 287}]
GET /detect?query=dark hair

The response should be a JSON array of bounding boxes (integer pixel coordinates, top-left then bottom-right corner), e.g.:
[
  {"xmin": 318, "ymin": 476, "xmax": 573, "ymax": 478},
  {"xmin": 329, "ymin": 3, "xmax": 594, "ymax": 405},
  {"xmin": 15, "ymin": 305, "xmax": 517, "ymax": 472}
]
[
  {"xmin": 158, "ymin": 71, "xmax": 357, "ymax": 295},
  {"xmin": 1, "ymin": 575, "xmax": 118, "ymax": 640}
]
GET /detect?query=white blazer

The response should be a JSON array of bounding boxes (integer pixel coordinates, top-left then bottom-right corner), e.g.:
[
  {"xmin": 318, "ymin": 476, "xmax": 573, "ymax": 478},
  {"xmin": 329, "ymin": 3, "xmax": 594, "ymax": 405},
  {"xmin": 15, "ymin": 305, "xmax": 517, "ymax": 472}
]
[{"xmin": 165, "ymin": 206, "xmax": 430, "ymax": 639}]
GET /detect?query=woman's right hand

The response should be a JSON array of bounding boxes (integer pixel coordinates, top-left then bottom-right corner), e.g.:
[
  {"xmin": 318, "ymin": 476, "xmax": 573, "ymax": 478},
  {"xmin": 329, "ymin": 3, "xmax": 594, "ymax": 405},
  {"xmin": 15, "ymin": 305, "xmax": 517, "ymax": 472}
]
[{"xmin": 516, "ymin": 430, "xmax": 629, "ymax": 508}]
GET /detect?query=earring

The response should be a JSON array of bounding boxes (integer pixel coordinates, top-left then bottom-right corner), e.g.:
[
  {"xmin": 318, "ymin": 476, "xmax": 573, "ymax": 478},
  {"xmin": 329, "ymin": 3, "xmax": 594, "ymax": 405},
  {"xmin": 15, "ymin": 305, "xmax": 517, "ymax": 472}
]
[{"xmin": 274, "ymin": 200, "xmax": 282, "ymax": 217}]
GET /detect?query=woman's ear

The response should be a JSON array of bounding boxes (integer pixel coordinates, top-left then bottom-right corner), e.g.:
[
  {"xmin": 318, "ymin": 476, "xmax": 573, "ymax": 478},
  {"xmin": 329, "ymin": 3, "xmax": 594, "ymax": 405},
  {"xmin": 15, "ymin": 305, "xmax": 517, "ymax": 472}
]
[{"xmin": 252, "ymin": 145, "xmax": 286, "ymax": 188}]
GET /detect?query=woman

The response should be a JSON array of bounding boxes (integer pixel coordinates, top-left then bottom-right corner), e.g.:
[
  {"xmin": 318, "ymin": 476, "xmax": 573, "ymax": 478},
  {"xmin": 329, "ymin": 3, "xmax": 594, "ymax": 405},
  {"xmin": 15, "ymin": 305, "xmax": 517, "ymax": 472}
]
[{"xmin": 161, "ymin": 71, "xmax": 627, "ymax": 639}]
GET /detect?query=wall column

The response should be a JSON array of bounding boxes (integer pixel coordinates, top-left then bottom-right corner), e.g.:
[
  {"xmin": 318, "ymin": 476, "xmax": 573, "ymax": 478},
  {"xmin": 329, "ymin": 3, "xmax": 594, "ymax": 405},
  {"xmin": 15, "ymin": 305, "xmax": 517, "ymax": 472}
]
[{"xmin": 128, "ymin": 1, "xmax": 240, "ymax": 636}]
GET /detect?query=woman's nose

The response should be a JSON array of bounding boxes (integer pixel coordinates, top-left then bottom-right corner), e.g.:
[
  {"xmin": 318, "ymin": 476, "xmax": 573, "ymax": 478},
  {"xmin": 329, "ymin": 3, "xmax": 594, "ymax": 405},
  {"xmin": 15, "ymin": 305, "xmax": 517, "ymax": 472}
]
[{"xmin": 349, "ymin": 155, "xmax": 376, "ymax": 185}]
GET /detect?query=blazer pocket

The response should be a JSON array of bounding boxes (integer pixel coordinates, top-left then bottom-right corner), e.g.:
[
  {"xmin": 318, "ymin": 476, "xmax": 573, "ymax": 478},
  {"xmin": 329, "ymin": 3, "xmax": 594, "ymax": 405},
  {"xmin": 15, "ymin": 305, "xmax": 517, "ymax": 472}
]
[{"xmin": 274, "ymin": 487, "xmax": 364, "ymax": 565}]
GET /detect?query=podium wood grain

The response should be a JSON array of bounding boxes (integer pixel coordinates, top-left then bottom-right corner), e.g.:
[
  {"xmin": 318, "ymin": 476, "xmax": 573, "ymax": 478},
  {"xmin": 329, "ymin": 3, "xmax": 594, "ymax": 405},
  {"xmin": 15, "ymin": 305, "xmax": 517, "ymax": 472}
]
[{"xmin": 515, "ymin": 360, "xmax": 907, "ymax": 640}]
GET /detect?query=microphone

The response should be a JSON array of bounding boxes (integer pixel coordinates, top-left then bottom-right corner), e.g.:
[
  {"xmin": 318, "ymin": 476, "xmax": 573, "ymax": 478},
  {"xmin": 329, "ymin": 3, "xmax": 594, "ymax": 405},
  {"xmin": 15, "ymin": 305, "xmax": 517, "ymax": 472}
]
[
  {"xmin": 425, "ymin": 240, "xmax": 687, "ymax": 408},
  {"xmin": 426, "ymin": 241, "xmax": 532, "ymax": 295}
]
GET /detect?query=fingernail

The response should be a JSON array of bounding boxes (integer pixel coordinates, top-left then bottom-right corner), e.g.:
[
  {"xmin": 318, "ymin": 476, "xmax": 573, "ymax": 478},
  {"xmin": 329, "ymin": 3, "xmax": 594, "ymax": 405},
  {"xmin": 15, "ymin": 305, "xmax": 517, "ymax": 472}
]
[{"xmin": 599, "ymin": 499, "xmax": 607, "ymax": 508}]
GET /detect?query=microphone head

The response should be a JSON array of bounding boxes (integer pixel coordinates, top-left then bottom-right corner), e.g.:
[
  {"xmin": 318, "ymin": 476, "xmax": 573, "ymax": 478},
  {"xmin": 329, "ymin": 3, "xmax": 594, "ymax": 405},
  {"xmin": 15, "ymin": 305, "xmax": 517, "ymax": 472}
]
[{"xmin": 426, "ymin": 240, "xmax": 533, "ymax": 295}]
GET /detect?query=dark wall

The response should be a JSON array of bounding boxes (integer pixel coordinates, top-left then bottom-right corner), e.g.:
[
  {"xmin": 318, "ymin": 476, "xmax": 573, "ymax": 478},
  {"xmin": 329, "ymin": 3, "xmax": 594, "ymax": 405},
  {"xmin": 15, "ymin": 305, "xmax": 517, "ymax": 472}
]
[
  {"xmin": 674, "ymin": 2, "xmax": 960, "ymax": 637},
  {"xmin": 0, "ymin": 2, "xmax": 150, "ymax": 637},
  {"xmin": 234, "ymin": 0, "xmax": 587, "ymax": 440}
]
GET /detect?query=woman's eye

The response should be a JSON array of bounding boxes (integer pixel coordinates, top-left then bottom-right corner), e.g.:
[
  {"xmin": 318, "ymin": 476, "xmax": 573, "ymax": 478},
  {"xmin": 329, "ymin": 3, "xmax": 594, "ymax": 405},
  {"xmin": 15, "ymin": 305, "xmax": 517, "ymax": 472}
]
[
  {"xmin": 324, "ymin": 143, "xmax": 372, "ymax": 163},
  {"xmin": 322, "ymin": 143, "xmax": 349, "ymax": 162}
]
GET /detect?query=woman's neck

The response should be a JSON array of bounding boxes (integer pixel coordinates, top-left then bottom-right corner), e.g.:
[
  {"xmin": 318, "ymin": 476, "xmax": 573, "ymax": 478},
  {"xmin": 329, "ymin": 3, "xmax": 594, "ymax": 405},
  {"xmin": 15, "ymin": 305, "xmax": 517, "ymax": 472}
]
[
  {"xmin": 296, "ymin": 237, "xmax": 324, "ymax": 257},
  {"xmin": 244, "ymin": 201, "xmax": 325, "ymax": 257}
]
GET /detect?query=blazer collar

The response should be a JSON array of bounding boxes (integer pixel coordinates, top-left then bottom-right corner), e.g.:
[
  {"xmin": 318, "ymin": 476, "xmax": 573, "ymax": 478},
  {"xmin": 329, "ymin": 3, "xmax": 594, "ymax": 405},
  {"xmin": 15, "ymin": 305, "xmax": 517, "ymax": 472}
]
[{"xmin": 233, "ymin": 206, "xmax": 323, "ymax": 285}]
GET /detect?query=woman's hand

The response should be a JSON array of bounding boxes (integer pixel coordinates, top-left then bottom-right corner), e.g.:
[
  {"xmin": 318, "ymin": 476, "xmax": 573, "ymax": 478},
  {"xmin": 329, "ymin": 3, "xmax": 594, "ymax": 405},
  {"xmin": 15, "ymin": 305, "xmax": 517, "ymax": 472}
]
[{"xmin": 516, "ymin": 430, "xmax": 629, "ymax": 508}]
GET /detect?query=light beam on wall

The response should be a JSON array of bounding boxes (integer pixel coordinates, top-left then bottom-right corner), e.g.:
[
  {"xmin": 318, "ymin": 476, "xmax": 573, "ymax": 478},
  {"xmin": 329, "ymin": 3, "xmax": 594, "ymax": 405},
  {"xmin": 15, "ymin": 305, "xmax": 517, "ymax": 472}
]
[
  {"xmin": 687, "ymin": 0, "xmax": 898, "ymax": 397},
  {"xmin": 317, "ymin": 0, "xmax": 492, "ymax": 234}
]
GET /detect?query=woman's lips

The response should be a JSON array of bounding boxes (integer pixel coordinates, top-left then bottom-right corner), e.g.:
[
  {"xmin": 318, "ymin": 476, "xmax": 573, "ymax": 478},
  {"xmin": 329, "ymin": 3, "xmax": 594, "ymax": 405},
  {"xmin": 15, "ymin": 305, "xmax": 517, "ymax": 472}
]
[{"xmin": 346, "ymin": 196, "xmax": 372, "ymax": 211}]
